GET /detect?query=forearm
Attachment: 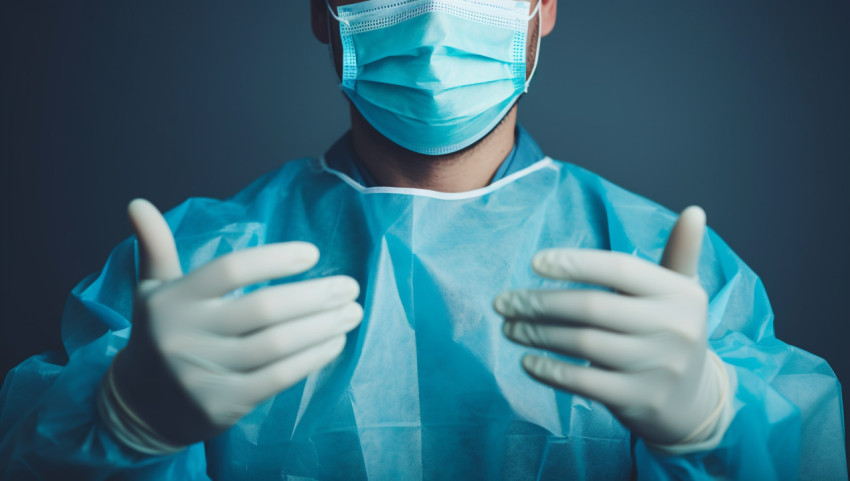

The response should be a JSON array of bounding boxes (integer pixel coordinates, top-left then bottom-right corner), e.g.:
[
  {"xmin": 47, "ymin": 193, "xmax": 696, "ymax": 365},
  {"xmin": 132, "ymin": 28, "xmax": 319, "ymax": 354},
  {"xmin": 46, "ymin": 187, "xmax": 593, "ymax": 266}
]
[
  {"xmin": 634, "ymin": 355, "xmax": 847, "ymax": 480},
  {"xmin": 0, "ymin": 334, "xmax": 208, "ymax": 480}
]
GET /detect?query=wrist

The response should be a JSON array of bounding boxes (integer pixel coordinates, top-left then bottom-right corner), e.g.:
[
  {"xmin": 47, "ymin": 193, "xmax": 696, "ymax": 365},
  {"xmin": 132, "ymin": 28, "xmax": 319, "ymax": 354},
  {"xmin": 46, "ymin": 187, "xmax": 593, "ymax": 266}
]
[
  {"xmin": 647, "ymin": 351, "xmax": 736, "ymax": 455},
  {"xmin": 97, "ymin": 351, "xmax": 187, "ymax": 456},
  {"xmin": 111, "ymin": 337, "xmax": 219, "ymax": 446}
]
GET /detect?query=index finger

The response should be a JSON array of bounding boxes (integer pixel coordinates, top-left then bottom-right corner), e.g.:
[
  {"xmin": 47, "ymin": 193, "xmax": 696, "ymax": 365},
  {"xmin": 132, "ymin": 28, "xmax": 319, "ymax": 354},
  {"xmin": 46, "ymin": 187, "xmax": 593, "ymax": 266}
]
[
  {"xmin": 532, "ymin": 249, "xmax": 695, "ymax": 297},
  {"xmin": 170, "ymin": 241, "xmax": 320, "ymax": 299}
]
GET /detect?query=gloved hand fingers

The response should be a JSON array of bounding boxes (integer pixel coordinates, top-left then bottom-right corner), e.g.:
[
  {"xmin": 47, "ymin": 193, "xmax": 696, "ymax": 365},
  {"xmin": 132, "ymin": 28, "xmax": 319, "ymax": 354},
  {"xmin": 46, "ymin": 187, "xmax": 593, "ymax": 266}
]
[
  {"xmin": 503, "ymin": 322, "xmax": 650, "ymax": 371},
  {"xmin": 169, "ymin": 242, "xmax": 320, "ymax": 299},
  {"xmin": 128, "ymin": 199, "xmax": 183, "ymax": 282},
  {"xmin": 206, "ymin": 276, "xmax": 360, "ymax": 335},
  {"xmin": 494, "ymin": 289, "xmax": 660, "ymax": 333},
  {"xmin": 531, "ymin": 249, "xmax": 694, "ymax": 297},
  {"xmin": 206, "ymin": 303, "xmax": 363, "ymax": 371},
  {"xmin": 522, "ymin": 354, "xmax": 629, "ymax": 409},
  {"xmin": 239, "ymin": 335, "xmax": 347, "ymax": 405},
  {"xmin": 660, "ymin": 206, "xmax": 706, "ymax": 277}
]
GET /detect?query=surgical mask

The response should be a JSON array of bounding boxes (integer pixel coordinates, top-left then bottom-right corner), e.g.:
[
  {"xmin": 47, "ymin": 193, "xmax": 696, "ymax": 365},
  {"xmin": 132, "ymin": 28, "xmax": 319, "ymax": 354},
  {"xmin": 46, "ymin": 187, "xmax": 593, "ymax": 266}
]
[{"xmin": 327, "ymin": 0, "xmax": 542, "ymax": 156}]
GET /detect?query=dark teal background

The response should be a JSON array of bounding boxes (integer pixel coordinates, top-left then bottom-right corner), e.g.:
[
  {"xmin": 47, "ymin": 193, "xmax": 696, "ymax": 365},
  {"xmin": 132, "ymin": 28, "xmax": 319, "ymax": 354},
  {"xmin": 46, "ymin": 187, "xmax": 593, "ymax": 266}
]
[{"xmin": 1, "ymin": 1, "xmax": 848, "ymax": 464}]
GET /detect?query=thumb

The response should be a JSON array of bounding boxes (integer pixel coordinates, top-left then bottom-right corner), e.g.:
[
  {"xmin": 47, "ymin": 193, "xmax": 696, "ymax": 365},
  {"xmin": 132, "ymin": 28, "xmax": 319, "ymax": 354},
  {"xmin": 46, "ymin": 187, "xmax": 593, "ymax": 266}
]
[
  {"xmin": 660, "ymin": 205, "xmax": 706, "ymax": 277},
  {"xmin": 128, "ymin": 198, "xmax": 183, "ymax": 281}
]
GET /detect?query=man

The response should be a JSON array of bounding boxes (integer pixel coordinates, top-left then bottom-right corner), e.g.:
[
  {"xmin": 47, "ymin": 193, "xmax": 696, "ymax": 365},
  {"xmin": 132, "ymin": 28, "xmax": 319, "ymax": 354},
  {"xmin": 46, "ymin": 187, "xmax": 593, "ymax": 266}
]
[{"xmin": 0, "ymin": 0, "xmax": 845, "ymax": 479}]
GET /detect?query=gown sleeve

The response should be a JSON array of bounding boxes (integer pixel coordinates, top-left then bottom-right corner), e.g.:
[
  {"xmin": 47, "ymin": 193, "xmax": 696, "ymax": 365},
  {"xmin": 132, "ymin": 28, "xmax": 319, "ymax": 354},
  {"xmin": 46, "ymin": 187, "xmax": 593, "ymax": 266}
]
[
  {"xmin": 0, "ymin": 164, "xmax": 296, "ymax": 480},
  {"xmin": 633, "ymin": 227, "xmax": 847, "ymax": 480},
  {"xmin": 0, "ymin": 237, "xmax": 210, "ymax": 480}
]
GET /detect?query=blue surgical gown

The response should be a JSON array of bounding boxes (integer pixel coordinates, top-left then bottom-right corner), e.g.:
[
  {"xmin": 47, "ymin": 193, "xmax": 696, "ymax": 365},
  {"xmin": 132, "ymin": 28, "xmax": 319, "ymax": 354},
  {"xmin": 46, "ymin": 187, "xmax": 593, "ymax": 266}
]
[{"xmin": 1, "ymin": 129, "xmax": 846, "ymax": 480}]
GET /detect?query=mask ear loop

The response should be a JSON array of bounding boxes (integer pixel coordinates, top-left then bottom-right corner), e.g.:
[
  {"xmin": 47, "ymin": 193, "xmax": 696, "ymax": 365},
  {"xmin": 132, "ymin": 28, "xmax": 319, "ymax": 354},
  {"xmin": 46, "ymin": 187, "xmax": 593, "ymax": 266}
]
[
  {"xmin": 325, "ymin": 0, "xmax": 350, "ymax": 83},
  {"xmin": 326, "ymin": 0, "xmax": 351, "ymax": 26},
  {"xmin": 525, "ymin": 0, "xmax": 543, "ymax": 92}
]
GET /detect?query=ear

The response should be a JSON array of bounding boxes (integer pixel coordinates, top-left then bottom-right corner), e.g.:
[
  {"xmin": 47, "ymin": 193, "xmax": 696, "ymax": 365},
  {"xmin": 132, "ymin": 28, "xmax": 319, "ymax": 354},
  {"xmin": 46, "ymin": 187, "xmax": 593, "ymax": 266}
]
[
  {"xmin": 540, "ymin": 0, "xmax": 557, "ymax": 38},
  {"xmin": 311, "ymin": 0, "xmax": 330, "ymax": 45}
]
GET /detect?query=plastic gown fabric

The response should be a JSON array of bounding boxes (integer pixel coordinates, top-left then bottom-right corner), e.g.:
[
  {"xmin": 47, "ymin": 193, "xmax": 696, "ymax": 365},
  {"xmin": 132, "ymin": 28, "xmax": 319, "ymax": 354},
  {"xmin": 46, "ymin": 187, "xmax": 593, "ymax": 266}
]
[{"xmin": 1, "ymin": 135, "xmax": 846, "ymax": 480}]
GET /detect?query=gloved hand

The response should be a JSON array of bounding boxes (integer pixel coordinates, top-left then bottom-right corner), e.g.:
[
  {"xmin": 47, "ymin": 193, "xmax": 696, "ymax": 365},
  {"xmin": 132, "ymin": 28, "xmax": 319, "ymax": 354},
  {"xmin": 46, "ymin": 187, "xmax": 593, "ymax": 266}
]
[
  {"xmin": 98, "ymin": 199, "xmax": 363, "ymax": 454},
  {"xmin": 494, "ymin": 206, "xmax": 731, "ymax": 448}
]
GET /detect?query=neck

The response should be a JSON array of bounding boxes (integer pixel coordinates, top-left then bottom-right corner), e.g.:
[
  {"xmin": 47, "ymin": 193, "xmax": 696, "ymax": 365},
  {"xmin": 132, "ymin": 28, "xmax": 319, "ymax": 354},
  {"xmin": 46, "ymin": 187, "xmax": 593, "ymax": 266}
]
[{"xmin": 350, "ymin": 105, "xmax": 519, "ymax": 193}]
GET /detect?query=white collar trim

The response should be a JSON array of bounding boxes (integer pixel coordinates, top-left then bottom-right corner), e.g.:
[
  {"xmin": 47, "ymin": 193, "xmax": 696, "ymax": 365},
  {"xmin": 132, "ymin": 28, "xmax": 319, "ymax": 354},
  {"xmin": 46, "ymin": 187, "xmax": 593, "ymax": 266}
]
[{"xmin": 317, "ymin": 155, "xmax": 556, "ymax": 200}]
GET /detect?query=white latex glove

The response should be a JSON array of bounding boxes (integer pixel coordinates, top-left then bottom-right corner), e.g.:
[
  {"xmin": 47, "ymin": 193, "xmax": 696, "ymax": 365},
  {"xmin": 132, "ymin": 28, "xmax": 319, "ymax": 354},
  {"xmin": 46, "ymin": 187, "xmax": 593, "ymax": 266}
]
[
  {"xmin": 494, "ymin": 206, "xmax": 731, "ymax": 448},
  {"xmin": 98, "ymin": 199, "xmax": 363, "ymax": 454}
]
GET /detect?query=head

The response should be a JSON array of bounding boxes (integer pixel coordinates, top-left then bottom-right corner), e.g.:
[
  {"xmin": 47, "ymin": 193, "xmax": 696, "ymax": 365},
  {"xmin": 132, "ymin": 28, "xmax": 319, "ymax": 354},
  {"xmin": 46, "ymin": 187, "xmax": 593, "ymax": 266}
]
[{"xmin": 310, "ymin": 0, "xmax": 559, "ymax": 161}]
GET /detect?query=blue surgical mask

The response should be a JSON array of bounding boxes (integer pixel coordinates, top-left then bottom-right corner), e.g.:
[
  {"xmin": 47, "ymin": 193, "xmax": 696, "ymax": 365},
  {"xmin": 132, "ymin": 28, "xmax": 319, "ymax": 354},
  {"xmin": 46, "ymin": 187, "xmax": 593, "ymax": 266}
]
[{"xmin": 327, "ymin": 0, "xmax": 542, "ymax": 156}]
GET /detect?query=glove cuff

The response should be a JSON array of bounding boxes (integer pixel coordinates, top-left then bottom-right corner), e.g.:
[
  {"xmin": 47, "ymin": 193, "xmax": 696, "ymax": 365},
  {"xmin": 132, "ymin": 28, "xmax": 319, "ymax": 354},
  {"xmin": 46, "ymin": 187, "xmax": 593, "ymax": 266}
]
[
  {"xmin": 97, "ymin": 351, "xmax": 187, "ymax": 456},
  {"xmin": 648, "ymin": 350, "xmax": 736, "ymax": 455}
]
